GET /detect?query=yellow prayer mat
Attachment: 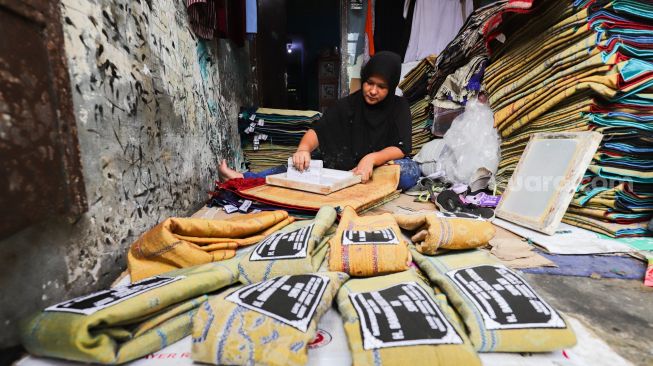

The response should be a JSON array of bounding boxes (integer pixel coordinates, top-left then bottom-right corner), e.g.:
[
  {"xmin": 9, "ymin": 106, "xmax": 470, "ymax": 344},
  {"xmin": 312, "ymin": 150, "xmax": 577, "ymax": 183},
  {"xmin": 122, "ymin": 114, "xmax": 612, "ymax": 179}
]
[
  {"xmin": 394, "ymin": 213, "xmax": 496, "ymax": 254},
  {"xmin": 336, "ymin": 269, "xmax": 481, "ymax": 366},
  {"xmin": 127, "ymin": 210, "xmax": 293, "ymax": 282},
  {"xmin": 329, "ymin": 206, "xmax": 411, "ymax": 277},
  {"xmin": 21, "ymin": 261, "xmax": 240, "ymax": 364},
  {"xmin": 192, "ymin": 272, "xmax": 348, "ymax": 366},
  {"xmin": 411, "ymin": 249, "xmax": 577, "ymax": 352},
  {"xmin": 239, "ymin": 164, "xmax": 400, "ymax": 213},
  {"xmin": 238, "ymin": 206, "xmax": 337, "ymax": 284}
]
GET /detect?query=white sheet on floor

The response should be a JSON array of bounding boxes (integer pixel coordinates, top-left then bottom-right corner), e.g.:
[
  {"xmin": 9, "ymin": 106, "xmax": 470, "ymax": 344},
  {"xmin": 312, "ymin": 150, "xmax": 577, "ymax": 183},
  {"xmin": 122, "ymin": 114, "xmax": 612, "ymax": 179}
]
[
  {"xmin": 404, "ymin": 0, "xmax": 473, "ymax": 62},
  {"xmin": 18, "ymin": 309, "xmax": 632, "ymax": 366},
  {"xmin": 494, "ymin": 218, "xmax": 638, "ymax": 255}
]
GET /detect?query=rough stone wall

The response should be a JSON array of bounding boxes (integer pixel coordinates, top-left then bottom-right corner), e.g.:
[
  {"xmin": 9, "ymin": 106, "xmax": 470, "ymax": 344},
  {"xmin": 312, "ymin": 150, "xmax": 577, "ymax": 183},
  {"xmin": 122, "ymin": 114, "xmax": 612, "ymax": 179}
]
[{"xmin": 0, "ymin": 0, "xmax": 252, "ymax": 347}]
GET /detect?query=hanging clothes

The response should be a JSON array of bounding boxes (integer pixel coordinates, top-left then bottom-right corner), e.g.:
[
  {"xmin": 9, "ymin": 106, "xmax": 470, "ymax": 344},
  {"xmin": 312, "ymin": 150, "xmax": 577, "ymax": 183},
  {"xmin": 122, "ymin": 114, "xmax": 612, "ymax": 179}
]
[
  {"xmin": 186, "ymin": 0, "xmax": 247, "ymax": 45},
  {"xmin": 364, "ymin": 0, "xmax": 376, "ymax": 62},
  {"xmin": 374, "ymin": 0, "xmax": 415, "ymax": 60},
  {"xmin": 187, "ymin": 0, "xmax": 218, "ymax": 40},
  {"xmin": 404, "ymin": 0, "xmax": 474, "ymax": 62}
]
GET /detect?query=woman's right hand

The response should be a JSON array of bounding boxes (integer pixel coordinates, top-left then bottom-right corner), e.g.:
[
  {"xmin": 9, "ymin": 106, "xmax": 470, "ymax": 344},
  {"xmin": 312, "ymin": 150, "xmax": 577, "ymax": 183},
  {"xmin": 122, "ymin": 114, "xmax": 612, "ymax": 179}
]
[{"xmin": 292, "ymin": 150, "xmax": 311, "ymax": 171}]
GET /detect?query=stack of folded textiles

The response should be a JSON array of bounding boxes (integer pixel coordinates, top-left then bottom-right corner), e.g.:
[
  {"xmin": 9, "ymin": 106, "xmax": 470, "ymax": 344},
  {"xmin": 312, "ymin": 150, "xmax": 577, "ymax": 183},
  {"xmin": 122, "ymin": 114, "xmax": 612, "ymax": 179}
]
[
  {"xmin": 238, "ymin": 107, "xmax": 322, "ymax": 171},
  {"xmin": 399, "ymin": 56, "xmax": 437, "ymax": 155},
  {"xmin": 425, "ymin": 0, "xmax": 536, "ymax": 135},
  {"xmin": 484, "ymin": 0, "xmax": 653, "ymax": 237}
]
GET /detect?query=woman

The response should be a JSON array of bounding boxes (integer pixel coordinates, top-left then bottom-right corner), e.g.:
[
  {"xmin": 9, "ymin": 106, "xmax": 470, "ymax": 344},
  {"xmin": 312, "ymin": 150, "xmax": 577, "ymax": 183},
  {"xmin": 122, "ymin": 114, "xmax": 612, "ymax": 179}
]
[{"xmin": 219, "ymin": 51, "xmax": 419, "ymax": 190}]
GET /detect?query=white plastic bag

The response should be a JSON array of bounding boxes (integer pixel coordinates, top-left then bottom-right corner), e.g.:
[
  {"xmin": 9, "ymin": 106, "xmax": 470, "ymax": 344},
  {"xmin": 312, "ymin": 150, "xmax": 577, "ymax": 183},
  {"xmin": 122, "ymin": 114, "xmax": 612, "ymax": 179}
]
[{"xmin": 436, "ymin": 100, "xmax": 500, "ymax": 184}]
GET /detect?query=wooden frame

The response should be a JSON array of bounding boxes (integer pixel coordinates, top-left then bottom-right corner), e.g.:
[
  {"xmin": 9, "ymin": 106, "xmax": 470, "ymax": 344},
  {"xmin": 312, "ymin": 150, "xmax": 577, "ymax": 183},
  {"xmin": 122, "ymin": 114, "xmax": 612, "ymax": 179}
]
[{"xmin": 495, "ymin": 132, "xmax": 603, "ymax": 235}]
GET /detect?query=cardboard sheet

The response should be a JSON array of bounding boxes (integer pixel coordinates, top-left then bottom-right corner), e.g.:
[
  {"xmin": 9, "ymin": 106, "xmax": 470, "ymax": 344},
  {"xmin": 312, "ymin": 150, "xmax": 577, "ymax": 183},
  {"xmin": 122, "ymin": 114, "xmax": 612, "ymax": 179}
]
[{"xmin": 494, "ymin": 218, "xmax": 639, "ymax": 255}]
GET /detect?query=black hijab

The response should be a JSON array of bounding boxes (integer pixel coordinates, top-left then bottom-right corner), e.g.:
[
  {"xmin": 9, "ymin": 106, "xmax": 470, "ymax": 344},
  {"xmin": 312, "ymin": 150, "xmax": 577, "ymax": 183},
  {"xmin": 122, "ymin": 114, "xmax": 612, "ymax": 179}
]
[{"xmin": 312, "ymin": 51, "xmax": 412, "ymax": 170}]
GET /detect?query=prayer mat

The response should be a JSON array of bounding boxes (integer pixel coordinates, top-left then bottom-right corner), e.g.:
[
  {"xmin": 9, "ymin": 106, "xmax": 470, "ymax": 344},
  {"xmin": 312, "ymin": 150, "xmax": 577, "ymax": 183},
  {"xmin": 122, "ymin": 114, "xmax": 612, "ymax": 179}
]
[
  {"xmin": 127, "ymin": 210, "xmax": 293, "ymax": 282},
  {"xmin": 336, "ymin": 269, "xmax": 481, "ymax": 366},
  {"xmin": 412, "ymin": 249, "xmax": 577, "ymax": 352},
  {"xmin": 238, "ymin": 206, "xmax": 337, "ymax": 284},
  {"xmin": 394, "ymin": 213, "xmax": 496, "ymax": 254},
  {"xmin": 21, "ymin": 261, "xmax": 240, "ymax": 364},
  {"xmin": 235, "ymin": 164, "xmax": 401, "ymax": 213},
  {"xmin": 329, "ymin": 206, "xmax": 411, "ymax": 277},
  {"xmin": 192, "ymin": 272, "xmax": 348, "ymax": 366}
]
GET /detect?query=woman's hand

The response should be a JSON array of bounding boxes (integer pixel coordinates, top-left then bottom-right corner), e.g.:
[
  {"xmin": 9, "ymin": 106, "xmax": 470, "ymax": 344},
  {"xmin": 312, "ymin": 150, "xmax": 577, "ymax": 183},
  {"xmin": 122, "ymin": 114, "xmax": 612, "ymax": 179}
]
[
  {"xmin": 292, "ymin": 150, "xmax": 311, "ymax": 171},
  {"xmin": 352, "ymin": 153, "xmax": 377, "ymax": 182}
]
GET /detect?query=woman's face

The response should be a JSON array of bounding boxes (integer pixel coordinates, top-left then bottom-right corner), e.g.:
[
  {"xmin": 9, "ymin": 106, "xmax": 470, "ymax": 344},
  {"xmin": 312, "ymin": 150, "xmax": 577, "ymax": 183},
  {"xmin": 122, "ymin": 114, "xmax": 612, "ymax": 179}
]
[{"xmin": 362, "ymin": 75, "xmax": 389, "ymax": 105}]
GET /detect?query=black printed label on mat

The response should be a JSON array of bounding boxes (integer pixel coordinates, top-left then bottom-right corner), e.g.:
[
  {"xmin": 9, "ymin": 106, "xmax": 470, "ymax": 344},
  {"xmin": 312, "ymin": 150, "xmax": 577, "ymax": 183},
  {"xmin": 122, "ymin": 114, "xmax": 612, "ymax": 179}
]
[
  {"xmin": 349, "ymin": 282, "xmax": 463, "ymax": 350},
  {"xmin": 45, "ymin": 276, "xmax": 183, "ymax": 315},
  {"xmin": 342, "ymin": 228, "xmax": 400, "ymax": 245},
  {"xmin": 446, "ymin": 265, "xmax": 566, "ymax": 330},
  {"xmin": 249, "ymin": 224, "xmax": 314, "ymax": 261},
  {"xmin": 226, "ymin": 274, "xmax": 329, "ymax": 332}
]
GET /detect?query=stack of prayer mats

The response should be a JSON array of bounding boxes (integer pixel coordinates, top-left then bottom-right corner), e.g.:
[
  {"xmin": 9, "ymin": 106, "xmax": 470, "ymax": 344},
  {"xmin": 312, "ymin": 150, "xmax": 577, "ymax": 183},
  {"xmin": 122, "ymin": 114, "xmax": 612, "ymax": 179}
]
[
  {"xmin": 127, "ymin": 210, "xmax": 293, "ymax": 281},
  {"xmin": 215, "ymin": 164, "xmax": 402, "ymax": 216},
  {"xmin": 399, "ymin": 56, "xmax": 438, "ymax": 155},
  {"xmin": 21, "ymin": 261, "xmax": 241, "ymax": 364},
  {"xmin": 238, "ymin": 108, "xmax": 321, "ymax": 172},
  {"xmin": 484, "ymin": 0, "xmax": 653, "ymax": 237}
]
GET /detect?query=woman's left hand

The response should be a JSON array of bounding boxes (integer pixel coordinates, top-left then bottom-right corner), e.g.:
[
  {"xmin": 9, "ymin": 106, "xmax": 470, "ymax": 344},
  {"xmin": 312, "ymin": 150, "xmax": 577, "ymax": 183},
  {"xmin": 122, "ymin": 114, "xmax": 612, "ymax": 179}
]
[{"xmin": 352, "ymin": 153, "xmax": 376, "ymax": 183}]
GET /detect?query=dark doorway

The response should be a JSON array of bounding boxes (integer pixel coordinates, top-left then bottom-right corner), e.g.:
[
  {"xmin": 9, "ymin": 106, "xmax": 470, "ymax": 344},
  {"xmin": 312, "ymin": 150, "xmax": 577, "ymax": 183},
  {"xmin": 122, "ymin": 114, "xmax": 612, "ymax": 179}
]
[{"xmin": 256, "ymin": 0, "xmax": 340, "ymax": 111}]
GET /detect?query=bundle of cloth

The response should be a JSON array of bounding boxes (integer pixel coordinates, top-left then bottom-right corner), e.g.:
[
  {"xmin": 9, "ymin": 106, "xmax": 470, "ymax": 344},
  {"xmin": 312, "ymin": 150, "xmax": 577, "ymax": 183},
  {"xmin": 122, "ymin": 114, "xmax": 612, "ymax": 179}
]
[
  {"xmin": 484, "ymin": 0, "xmax": 653, "ymax": 237},
  {"xmin": 238, "ymin": 108, "xmax": 321, "ymax": 171},
  {"xmin": 22, "ymin": 205, "xmax": 580, "ymax": 365},
  {"xmin": 423, "ymin": 0, "xmax": 537, "ymax": 135},
  {"xmin": 398, "ymin": 55, "xmax": 438, "ymax": 155}
]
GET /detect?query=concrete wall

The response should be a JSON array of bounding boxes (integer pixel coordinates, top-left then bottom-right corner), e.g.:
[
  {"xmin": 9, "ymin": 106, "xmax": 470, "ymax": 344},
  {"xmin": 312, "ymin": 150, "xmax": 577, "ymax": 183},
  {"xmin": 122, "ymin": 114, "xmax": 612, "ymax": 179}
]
[{"xmin": 0, "ymin": 0, "xmax": 252, "ymax": 348}]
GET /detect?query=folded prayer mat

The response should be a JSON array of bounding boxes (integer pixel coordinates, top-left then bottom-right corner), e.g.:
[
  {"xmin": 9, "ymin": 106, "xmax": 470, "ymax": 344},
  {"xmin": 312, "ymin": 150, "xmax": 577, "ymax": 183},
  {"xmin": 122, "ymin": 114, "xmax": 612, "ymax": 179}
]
[
  {"xmin": 411, "ymin": 249, "xmax": 577, "ymax": 352},
  {"xmin": 238, "ymin": 206, "xmax": 337, "ymax": 284},
  {"xmin": 21, "ymin": 260, "xmax": 241, "ymax": 364},
  {"xmin": 127, "ymin": 210, "xmax": 293, "ymax": 282},
  {"xmin": 328, "ymin": 206, "xmax": 411, "ymax": 277},
  {"xmin": 192, "ymin": 272, "xmax": 348, "ymax": 366},
  {"xmin": 393, "ymin": 213, "xmax": 496, "ymax": 254},
  {"xmin": 234, "ymin": 164, "xmax": 400, "ymax": 213},
  {"xmin": 336, "ymin": 269, "xmax": 481, "ymax": 366}
]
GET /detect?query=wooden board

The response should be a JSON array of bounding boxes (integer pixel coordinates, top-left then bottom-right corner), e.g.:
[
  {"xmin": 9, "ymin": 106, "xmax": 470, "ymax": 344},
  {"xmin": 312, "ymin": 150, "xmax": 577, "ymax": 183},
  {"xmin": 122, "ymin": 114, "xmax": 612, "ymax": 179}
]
[{"xmin": 266, "ymin": 169, "xmax": 362, "ymax": 195}]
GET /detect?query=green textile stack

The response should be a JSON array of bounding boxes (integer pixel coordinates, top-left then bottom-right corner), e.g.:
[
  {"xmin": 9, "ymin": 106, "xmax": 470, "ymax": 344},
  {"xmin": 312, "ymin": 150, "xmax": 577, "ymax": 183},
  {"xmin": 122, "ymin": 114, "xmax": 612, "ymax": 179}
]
[
  {"xmin": 484, "ymin": 0, "xmax": 653, "ymax": 237},
  {"xmin": 399, "ymin": 56, "xmax": 437, "ymax": 155},
  {"xmin": 238, "ymin": 108, "xmax": 321, "ymax": 172}
]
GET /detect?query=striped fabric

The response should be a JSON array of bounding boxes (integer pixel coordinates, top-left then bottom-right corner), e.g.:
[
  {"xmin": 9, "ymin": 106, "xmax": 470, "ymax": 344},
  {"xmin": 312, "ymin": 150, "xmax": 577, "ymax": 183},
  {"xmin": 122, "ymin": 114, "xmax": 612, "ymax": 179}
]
[{"xmin": 187, "ymin": 0, "xmax": 217, "ymax": 40}]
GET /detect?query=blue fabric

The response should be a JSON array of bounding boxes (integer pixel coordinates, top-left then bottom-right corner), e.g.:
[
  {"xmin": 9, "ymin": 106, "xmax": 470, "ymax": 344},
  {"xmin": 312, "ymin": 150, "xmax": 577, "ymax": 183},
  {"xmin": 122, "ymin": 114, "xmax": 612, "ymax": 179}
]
[
  {"xmin": 246, "ymin": 0, "xmax": 257, "ymax": 33},
  {"xmin": 522, "ymin": 250, "xmax": 647, "ymax": 280},
  {"xmin": 242, "ymin": 158, "xmax": 420, "ymax": 191}
]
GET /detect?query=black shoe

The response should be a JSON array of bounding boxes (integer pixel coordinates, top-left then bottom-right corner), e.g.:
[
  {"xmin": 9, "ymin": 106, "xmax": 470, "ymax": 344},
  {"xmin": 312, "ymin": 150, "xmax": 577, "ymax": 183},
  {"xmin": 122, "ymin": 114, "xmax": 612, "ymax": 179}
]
[{"xmin": 434, "ymin": 189, "xmax": 495, "ymax": 220}]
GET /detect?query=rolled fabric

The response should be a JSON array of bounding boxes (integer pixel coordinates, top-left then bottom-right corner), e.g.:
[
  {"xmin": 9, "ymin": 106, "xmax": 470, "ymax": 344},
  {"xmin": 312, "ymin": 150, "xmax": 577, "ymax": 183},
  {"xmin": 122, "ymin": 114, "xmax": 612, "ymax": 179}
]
[
  {"xmin": 394, "ymin": 213, "xmax": 496, "ymax": 254},
  {"xmin": 128, "ymin": 210, "xmax": 293, "ymax": 282},
  {"xmin": 336, "ymin": 269, "xmax": 481, "ymax": 366},
  {"xmin": 21, "ymin": 260, "xmax": 241, "ymax": 364},
  {"xmin": 411, "ymin": 248, "xmax": 577, "ymax": 352},
  {"xmin": 238, "ymin": 206, "xmax": 338, "ymax": 284},
  {"xmin": 328, "ymin": 206, "xmax": 411, "ymax": 277},
  {"xmin": 192, "ymin": 272, "xmax": 349, "ymax": 366}
]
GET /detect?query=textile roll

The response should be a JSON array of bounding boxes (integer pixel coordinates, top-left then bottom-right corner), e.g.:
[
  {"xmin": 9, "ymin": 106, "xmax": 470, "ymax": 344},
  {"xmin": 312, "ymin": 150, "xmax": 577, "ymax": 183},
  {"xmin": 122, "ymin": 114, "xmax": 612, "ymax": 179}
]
[
  {"xmin": 21, "ymin": 261, "xmax": 240, "ymax": 364},
  {"xmin": 328, "ymin": 206, "xmax": 411, "ymax": 277},
  {"xmin": 127, "ymin": 210, "xmax": 293, "ymax": 282},
  {"xmin": 393, "ymin": 213, "xmax": 496, "ymax": 254},
  {"xmin": 238, "ymin": 206, "xmax": 337, "ymax": 284},
  {"xmin": 336, "ymin": 269, "xmax": 481, "ymax": 366},
  {"xmin": 412, "ymin": 249, "xmax": 577, "ymax": 352},
  {"xmin": 192, "ymin": 272, "xmax": 348, "ymax": 366}
]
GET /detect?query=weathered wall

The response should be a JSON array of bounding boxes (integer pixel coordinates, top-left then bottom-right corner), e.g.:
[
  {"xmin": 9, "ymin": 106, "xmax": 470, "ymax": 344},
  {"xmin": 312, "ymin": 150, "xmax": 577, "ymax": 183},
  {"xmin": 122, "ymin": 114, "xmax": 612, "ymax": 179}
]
[{"xmin": 0, "ymin": 0, "xmax": 252, "ymax": 348}]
